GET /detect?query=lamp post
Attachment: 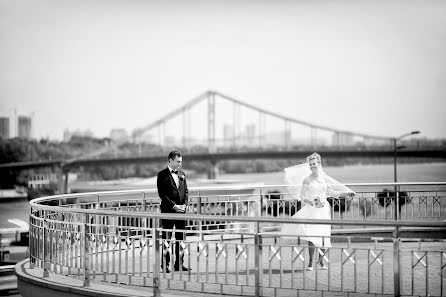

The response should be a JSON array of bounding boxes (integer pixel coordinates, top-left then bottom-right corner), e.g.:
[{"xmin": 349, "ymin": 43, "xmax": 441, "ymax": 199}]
[
  {"xmin": 391, "ymin": 130, "xmax": 420, "ymax": 297},
  {"xmin": 392, "ymin": 130, "xmax": 420, "ymax": 220},
  {"xmin": 393, "ymin": 130, "xmax": 420, "ymax": 183}
]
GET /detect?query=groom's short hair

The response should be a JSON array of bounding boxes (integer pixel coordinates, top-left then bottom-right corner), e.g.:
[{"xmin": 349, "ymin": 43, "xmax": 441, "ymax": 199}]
[{"xmin": 168, "ymin": 150, "xmax": 182, "ymax": 161}]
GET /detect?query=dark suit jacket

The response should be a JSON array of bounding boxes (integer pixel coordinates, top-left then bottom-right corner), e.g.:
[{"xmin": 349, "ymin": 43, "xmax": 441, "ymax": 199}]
[{"xmin": 157, "ymin": 167, "xmax": 189, "ymax": 213}]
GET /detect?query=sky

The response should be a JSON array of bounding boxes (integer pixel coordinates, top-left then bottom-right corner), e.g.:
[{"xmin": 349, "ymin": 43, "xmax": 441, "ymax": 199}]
[{"xmin": 1, "ymin": 0, "xmax": 446, "ymax": 141}]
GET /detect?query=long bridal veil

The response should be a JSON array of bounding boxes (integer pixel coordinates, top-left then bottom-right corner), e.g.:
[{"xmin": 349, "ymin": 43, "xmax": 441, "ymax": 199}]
[
  {"xmin": 283, "ymin": 163, "xmax": 311, "ymax": 201},
  {"xmin": 283, "ymin": 163, "xmax": 355, "ymax": 200}
]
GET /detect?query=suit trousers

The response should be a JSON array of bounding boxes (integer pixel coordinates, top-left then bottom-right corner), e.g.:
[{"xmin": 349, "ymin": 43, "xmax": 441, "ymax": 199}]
[{"xmin": 161, "ymin": 218, "xmax": 186, "ymax": 268}]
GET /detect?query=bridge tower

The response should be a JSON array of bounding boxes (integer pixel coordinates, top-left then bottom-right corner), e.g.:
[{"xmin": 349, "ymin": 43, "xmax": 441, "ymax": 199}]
[
  {"xmin": 207, "ymin": 91, "xmax": 216, "ymax": 153},
  {"xmin": 207, "ymin": 92, "xmax": 218, "ymax": 179}
]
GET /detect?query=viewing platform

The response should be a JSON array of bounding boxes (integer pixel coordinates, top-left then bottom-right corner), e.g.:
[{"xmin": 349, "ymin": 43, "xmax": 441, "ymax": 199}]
[{"xmin": 14, "ymin": 182, "xmax": 446, "ymax": 297}]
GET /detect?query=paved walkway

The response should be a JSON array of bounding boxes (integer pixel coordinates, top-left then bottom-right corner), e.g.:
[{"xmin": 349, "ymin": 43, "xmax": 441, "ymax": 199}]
[
  {"xmin": 153, "ymin": 239, "xmax": 445, "ymax": 297},
  {"xmin": 14, "ymin": 239, "xmax": 446, "ymax": 297}
]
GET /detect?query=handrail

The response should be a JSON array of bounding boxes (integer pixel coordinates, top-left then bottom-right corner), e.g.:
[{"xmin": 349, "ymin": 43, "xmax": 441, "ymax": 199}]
[
  {"xmin": 28, "ymin": 205, "xmax": 446, "ymax": 229},
  {"xmin": 30, "ymin": 181, "xmax": 446, "ymax": 206},
  {"xmin": 29, "ymin": 182, "xmax": 446, "ymax": 228}
]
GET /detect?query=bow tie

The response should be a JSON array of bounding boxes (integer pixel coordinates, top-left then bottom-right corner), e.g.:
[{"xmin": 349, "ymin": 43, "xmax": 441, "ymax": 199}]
[{"xmin": 171, "ymin": 170, "xmax": 178, "ymax": 174}]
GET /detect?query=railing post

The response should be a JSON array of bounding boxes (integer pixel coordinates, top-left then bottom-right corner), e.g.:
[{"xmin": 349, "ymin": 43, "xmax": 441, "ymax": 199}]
[
  {"xmin": 0, "ymin": 233, "xmax": 3, "ymax": 263},
  {"xmin": 153, "ymin": 218, "xmax": 161, "ymax": 297},
  {"xmin": 258, "ymin": 188, "xmax": 263, "ymax": 217},
  {"xmin": 197, "ymin": 191, "xmax": 203, "ymax": 241},
  {"xmin": 28, "ymin": 211, "xmax": 35, "ymax": 269},
  {"xmin": 254, "ymin": 222, "xmax": 263, "ymax": 297},
  {"xmin": 393, "ymin": 183, "xmax": 399, "ymax": 220},
  {"xmin": 83, "ymin": 214, "xmax": 90, "ymax": 286},
  {"xmin": 396, "ymin": 185, "xmax": 400, "ymax": 220},
  {"xmin": 142, "ymin": 196, "xmax": 147, "ymax": 211},
  {"xmin": 95, "ymin": 195, "xmax": 100, "ymax": 239},
  {"xmin": 393, "ymin": 225, "xmax": 400, "ymax": 297},
  {"xmin": 42, "ymin": 210, "xmax": 49, "ymax": 277}
]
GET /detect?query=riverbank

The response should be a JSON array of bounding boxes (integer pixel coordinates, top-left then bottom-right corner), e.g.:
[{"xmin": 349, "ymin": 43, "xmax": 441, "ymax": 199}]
[
  {"xmin": 2, "ymin": 162, "xmax": 445, "ymax": 227},
  {"xmin": 69, "ymin": 161, "xmax": 446, "ymax": 192}
]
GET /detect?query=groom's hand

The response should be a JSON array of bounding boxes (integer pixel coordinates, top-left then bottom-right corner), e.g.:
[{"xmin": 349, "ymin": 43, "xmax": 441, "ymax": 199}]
[{"xmin": 173, "ymin": 205, "xmax": 186, "ymax": 213}]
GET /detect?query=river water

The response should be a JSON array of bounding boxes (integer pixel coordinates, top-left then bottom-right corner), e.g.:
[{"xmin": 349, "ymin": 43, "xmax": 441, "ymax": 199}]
[
  {"xmin": 213, "ymin": 162, "xmax": 446, "ymax": 185},
  {"xmin": 1, "ymin": 162, "xmax": 445, "ymax": 229}
]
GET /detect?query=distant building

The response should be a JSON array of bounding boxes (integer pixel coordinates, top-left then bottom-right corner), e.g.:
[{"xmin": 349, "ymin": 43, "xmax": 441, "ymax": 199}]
[
  {"xmin": 292, "ymin": 137, "xmax": 312, "ymax": 146},
  {"xmin": 144, "ymin": 133, "xmax": 155, "ymax": 144},
  {"xmin": 110, "ymin": 128, "xmax": 129, "ymax": 144},
  {"xmin": 223, "ymin": 124, "xmax": 233, "ymax": 140},
  {"xmin": 262, "ymin": 130, "xmax": 292, "ymax": 147},
  {"xmin": 164, "ymin": 135, "xmax": 176, "ymax": 146},
  {"xmin": 63, "ymin": 129, "xmax": 94, "ymax": 142},
  {"xmin": 239, "ymin": 124, "xmax": 256, "ymax": 146},
  {"xmin": 223, "ymin": 124, "xmax": 234, "ymax": 146},
  {"xmin": 332, "ymin": 132, "xmax": 354, "ymax": 147},
  {"xmin": 63, "ymin": 129, "xmax": 72, "ymax": 142},
  {"xmin": 0, "ymin": 117, "xmax": 10, "ymax": 138},
  {"xmin": 244, "ymin": 124, "xmax": 256, "ymax": 139},
  {"xmin": 18, "ymin": 116, "xmax": 32, "ymax": 139}
]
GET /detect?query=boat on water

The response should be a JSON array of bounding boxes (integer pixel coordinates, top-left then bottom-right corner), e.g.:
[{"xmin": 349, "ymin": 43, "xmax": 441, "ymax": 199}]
[
  {"xmin": 0, "ymin": 188, "xmax": 30, "ymax": 268},
  {"xmin": 0, "ymin": 219, "xmax": 29, "ymax": 266},
  {"xmin": 0, "ymin": 188, "xmax": 27, "ymax": 201}
]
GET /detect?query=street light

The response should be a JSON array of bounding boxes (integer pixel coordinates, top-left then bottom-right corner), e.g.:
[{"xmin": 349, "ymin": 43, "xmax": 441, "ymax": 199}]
[
  {"xmin": 392, "ymin": 130, "xmax": 420, "ymax": 220},
  {"xmin": 393, "ymin": 130, "xmax": 420, "ymax": 183}
]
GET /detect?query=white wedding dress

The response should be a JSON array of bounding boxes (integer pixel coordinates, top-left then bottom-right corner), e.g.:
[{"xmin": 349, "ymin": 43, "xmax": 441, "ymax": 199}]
[{"xmin": 281, "ymin": 177, "xmax": 340, "ymax": 248}]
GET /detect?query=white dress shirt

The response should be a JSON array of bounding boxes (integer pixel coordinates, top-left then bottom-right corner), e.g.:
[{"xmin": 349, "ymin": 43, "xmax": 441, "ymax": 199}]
[{"xmin": 167, "ymin": 166, "xmax": 179, "ymax": 188}]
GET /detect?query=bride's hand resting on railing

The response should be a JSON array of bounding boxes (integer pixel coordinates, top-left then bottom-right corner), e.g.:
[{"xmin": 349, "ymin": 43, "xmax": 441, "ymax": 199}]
[
  {"xmin": 303, "ymin": 199, "xmax": 313, "ymax": 206},
  {"xmin": 346, "ymin": 191, "xmax": 356, "ymax": 202}
]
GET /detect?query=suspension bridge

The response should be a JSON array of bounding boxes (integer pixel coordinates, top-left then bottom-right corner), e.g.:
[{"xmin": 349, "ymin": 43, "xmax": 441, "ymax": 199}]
[
  {"xmin": 131, "ymin": 90, "xmax": 392, "ymax": 150},
  {"xmin": 1, "ymin": 90, "xmax": 444, "ymax": 192}
]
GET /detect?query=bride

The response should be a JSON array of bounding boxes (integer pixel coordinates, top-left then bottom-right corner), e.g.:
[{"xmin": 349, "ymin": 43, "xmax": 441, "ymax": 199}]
[{"xmin": 281, "ymin": 152, "xmax": 355, "ymax": 271}]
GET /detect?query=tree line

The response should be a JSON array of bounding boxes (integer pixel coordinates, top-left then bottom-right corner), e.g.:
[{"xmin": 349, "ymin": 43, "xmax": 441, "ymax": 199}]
[{"xmin": 1, "ymin": 136, "xmax": 440, "ymax": 190}]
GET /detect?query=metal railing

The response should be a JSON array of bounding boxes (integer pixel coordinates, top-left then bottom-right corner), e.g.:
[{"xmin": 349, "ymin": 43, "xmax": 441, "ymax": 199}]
[
  {"xmin": 39, "ymin": 182, "xmax": 446, "ymax": 220},
  {"xmin": 27, "ymin": 182, "xmax": 446, "ymax": 297}
]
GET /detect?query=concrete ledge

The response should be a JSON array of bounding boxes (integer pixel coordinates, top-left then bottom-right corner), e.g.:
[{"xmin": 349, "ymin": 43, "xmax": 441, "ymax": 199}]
[{"xmin": 14, "ymin": 259, "xmax": 170, "ymax": 297}]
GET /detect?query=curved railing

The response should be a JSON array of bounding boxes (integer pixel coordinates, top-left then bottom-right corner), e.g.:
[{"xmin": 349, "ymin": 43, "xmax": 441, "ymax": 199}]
[{"xmin": 27, "ymin": 182, "xmax": 446, "ymax": 297}]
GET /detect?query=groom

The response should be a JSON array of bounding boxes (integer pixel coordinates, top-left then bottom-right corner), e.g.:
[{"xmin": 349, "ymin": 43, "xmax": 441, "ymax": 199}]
[{"xmin": 157, "ymin": 150, "xmax": 190, "ymax": 273}]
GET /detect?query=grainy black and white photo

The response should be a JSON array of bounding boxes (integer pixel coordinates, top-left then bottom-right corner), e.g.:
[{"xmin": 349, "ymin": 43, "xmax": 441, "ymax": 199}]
[{"xmin": 1, "ymin": 1, "xmax": 445, "ymax": 296}]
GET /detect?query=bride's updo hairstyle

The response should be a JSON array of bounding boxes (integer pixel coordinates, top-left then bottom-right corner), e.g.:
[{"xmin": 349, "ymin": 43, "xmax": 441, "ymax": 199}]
[{"xmin": 306, "ymin": 152, "xmax": 321, "ymax": 164}]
